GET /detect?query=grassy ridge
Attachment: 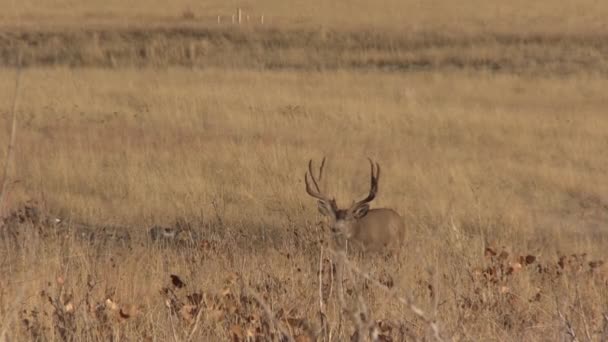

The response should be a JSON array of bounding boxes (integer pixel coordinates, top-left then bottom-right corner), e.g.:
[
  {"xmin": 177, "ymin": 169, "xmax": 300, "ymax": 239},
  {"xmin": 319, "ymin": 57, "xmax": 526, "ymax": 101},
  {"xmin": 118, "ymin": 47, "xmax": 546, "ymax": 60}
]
[
  {"xmin": 1, "ymin": 27, "xmax": 608, "ymax": 74},
  {"xmin": 1, "ymin": 0, "xmax": 607, "ymax": 32}
]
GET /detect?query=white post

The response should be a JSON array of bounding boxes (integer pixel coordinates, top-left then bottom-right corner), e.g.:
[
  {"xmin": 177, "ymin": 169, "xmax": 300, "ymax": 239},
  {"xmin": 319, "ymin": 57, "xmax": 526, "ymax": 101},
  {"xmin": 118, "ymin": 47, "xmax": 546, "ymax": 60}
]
[
  {"xmin": 237, "ymin": 8, "xmax": 242, "ymax": 24},
  {"xmin": 217, "ymin": 15, "xmax": 221, "ymax": 24},
  {"xmin": 260, "ymin": 15, "xmax": 264, "ymax": 24}
]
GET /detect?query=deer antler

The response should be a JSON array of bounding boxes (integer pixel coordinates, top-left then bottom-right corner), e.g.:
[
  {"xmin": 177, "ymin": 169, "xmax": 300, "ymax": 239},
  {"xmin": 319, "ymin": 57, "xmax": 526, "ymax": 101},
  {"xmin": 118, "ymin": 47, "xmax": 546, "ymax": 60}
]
[
  {"xmin": 349, "ymin": 158, "xmax": 380, "ymax": 211},
  {"xmin": 305, "ymin": 157, "xmax": 330, "ymax": 202}
]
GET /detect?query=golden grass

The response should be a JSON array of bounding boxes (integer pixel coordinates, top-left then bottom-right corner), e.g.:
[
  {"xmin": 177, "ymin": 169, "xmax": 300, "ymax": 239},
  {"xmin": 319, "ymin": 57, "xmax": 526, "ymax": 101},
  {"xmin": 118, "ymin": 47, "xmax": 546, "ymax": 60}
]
[
  {"xmin": 2, "ymin": 68, "xmax": 608, "ymax": 230},
  {"xmin": 2, "ymin": 0, "xmax": 607, "ymax": 74},
  {"xmin": 2, "ymin": 0, "xmax": 608, "ymax": 33},
  {"xmin": 1, "ymin": 2, "xmax": 608, "ymax": 339},
  {"xmin": 0, "ymin": 66, "xmax": 607, "ymax": 340}
]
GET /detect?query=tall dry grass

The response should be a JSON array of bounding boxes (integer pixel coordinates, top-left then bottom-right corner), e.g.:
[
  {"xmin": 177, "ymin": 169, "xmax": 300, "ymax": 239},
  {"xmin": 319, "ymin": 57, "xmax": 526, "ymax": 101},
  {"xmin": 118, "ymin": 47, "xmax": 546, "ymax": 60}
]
[
  {"xmin": 1, "ymin": 2, "xmax": 608, "ymax": 339},
  {"xmin": 0, "ymin": 67, "xmax": 607, "ymax": 340},
  {"xmin": 2, "ymin": 68, "xmax": 608, "ymax": 232},
  {"xmin": 1, "ymin": 0, "xmax": 608, "ymax": 33}
]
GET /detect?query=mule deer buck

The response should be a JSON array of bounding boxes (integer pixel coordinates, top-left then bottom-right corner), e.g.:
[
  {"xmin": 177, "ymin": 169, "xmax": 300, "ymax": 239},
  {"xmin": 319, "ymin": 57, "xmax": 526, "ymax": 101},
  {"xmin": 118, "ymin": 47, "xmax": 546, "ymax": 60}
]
[{"xmin": 305, "ymin": 158, "xmax": 405, "ymax": 253}]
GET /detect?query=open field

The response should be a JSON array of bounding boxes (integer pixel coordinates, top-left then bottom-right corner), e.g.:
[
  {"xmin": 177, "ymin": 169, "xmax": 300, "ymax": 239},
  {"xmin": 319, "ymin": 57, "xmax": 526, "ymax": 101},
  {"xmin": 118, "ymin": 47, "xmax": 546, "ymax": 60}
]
[
  {"xmin": 1, "ymin": 0, "xmax": 608, "ymax": 33},
  {"xmin": 1, "ymin": 67, "xmax": 607, "ymax": 341},
  {"xmin": 1, "ymin": 1, "xmax": 608, "ymax": 341}
]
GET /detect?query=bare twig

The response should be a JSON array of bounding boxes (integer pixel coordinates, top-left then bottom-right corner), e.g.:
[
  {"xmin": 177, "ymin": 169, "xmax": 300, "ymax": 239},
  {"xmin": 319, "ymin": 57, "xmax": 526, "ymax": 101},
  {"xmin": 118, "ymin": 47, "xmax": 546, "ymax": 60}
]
[
  {"xmin": 0, "ymin": 63, "xmax": 22, "ymax": 217},
  {"xmin": 186, "ymin": 298, "xmax": 206, "ymax": 342},
  {"xmin": 317, "ymin": 246, "xmax": 331, "ymax": 340},
  {"xmin": 328, "ymin": 248, "xmax": 449, "ymax": 342},
  {"xmin": 601, "ymin": 313, "xmax": 608, "ymax": 341},
  {"xmin": 319, "ymin": 246, "xmax": 325, "ymax": 314},
  {"xmin": 211, "ymin": 197, "xmax": 224, "ymax": 228},
  {"xmin": 574, "ymin": 285, "xmax": 592, "ymax": 342},
  {"xmin": 557, "ymin": 310, "xmax": 579, "ymax": 342},
  {"xmin": 327, "ymin": 247, "xmax": 335, "ymax": 341},
  {"xmin": 166, "ymin": 304, "xmax": 180, "ymax": 342},
  {"xmin": 334, "ymin": 248, "xmax": 346, "ymax": 341}
]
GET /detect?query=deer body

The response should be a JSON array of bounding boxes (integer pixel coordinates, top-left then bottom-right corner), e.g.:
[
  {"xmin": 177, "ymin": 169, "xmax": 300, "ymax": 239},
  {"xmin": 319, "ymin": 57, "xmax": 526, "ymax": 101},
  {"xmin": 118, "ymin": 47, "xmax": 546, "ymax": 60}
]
[
  {"xmin": 344, "ymin": 208, "xmax": 404, "ymax": 252},
  {"xmin": 305, "ymin": 158, "xmax": 405, "ymax": 254}
]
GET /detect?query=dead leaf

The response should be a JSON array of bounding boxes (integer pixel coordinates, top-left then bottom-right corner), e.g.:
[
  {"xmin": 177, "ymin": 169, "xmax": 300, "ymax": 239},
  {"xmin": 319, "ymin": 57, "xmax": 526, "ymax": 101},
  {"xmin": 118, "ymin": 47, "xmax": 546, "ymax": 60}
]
[
  {"xmin": 525, "ymin": 255, "xmax": 536, "ymax": 265},
  {"xmin": 171, "ymin": 274, "xmax": 186, "ymax": 289},
  {"xmin": 230, "ymin": 325, "xmax": 244, "ymax": 341},
  {"xmin": 508, "ymin": 262, "xmax": 522, "ymax": 274},
  {"xmin": 484, "ymin": 247, "xmax": 496, "ymax": 258},
  {"xmin": 119, "ymin": 309, "xmax": 131, "ymax": 319},
  {"xmin": 120, "ymin": 304, "xmax": 140, "ymax": 319},
  {"xmin": 106, "ymin": 298, "xmax": 119, "ymax": 311},
  {"xmin": 180, "ymin": 304, "xmax": 197, "ymax": 323}
]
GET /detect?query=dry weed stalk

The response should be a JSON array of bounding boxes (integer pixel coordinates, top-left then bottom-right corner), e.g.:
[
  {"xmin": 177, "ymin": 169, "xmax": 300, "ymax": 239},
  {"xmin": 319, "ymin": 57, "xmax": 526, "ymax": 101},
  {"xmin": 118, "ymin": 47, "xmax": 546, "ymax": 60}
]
[
  {"xmin": 602, "ymin": 313, "xmax": 608, "ymax": 341},
  {"xmin": 239, "ymin": 277, "xmax": 296, "ymax": 342},
  {"xmin": 328, "ymin": 248, "xmax": 449, "ymax": 342},
  {"xmin": 185, "ymin": 296, "xmax": 206, "ymax": 342},
  {"xmin": 557, "ymin": 309, "xmax": 579, "ymax": 342},
  {"xmin": 0, "ymin": 63, "xmax": 22, "ymax": 219},
  {"xmin": 0, "ymin": 61, "xmax": 22, "ymax": 342},
  {"xmin": 318, "ymin": 246, "xmax": 329, "ymax": 340}
]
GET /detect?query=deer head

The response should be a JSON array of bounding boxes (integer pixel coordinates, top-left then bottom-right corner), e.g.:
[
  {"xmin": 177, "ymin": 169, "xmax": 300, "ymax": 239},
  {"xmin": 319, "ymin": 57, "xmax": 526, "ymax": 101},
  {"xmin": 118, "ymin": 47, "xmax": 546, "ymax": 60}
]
[{"xmin": 305, "ymin": 157, "xmax": 381, "ymax": 243}]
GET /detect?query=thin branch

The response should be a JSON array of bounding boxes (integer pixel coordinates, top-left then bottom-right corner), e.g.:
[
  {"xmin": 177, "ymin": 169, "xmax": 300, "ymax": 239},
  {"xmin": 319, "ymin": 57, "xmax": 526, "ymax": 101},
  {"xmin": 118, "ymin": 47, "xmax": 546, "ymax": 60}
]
[
  {"xmin": 601, "ymin": 313, "xmax": 608, "ymax": 341},
  {"xmin": 167, "ymin": 306, "xmax": 180, "ymax": 342},
  {"xmin": 0, "ymin": 64, "xmax": 22, "ymax": 216},
  {"xmin": 557, "ymin": 310, "xmax": 579, "ymax": 342},
  {"xmin": 327, "ymin": 248, "xmax": 449, "ymax": 342},
  {"xmin": 319, "ymin": 246, "xmax": 325, "ymax": 314},
  {"xmin": 186, "ymin": 298, "xmax": 206, "ymax": 342}
]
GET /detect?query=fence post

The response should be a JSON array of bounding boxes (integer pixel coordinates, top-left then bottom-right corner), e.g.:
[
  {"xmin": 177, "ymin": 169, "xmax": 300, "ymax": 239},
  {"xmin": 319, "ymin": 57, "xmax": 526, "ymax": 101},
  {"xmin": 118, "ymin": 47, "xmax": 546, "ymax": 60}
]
[
  {"xmin": 260, "ymin": 15, "xmax": 264, "ymax": 24},
  {"xmin": 237, "ymin": 8, "xmax": 242, "ymax": 24}
]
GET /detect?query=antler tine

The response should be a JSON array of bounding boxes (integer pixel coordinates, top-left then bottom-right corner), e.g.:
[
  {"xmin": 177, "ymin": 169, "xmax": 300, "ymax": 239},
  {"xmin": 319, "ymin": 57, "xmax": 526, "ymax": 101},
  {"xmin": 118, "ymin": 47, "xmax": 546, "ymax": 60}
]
[
  {"xmin": 307, "ymin": 159, "xmax": 321, "ymax": 193},
  {"xmin": 304, "ymin": 172, "xmax": 319, "ymax": 198},
  {"xmin": 305, "ymin": 158, "xmax": 331, "ymax": 202},
  {"xmin": 367, "ymin": 157, "xmax": 380, "ymax": 188},
  {"xmin": 318, "ymin": 156, "xmax": 326, "ymax": 182},
  {"xmin": 370, "ymin": 158, "xmax": 379, "ymax": 196},
  {"xmin": 350, "ymin": 158, "xmax": 380, "ymax": 210},
  {"xmin": 373, "ymin": 160, "xmax": 380, "ymax": 184}
]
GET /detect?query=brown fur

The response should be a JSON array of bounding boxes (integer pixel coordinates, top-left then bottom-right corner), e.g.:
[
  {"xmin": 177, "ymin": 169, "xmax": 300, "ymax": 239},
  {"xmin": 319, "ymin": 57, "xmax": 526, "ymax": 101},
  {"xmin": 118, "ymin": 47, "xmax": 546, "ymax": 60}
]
[{"xmin": 344, "ymin": 208, "xmax": 405, "ymax": 252}]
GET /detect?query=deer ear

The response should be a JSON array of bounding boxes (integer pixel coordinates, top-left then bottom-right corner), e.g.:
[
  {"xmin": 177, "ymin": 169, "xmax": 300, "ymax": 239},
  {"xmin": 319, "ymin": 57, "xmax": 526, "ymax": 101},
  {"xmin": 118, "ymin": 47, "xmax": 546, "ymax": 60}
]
[
  {"xmin": 317, "ymin": 200, "xmax": 336, "ymax": 219},
  {"xmin": 352, "ymin": 204, "xmax": 369, "ymax": 219}
]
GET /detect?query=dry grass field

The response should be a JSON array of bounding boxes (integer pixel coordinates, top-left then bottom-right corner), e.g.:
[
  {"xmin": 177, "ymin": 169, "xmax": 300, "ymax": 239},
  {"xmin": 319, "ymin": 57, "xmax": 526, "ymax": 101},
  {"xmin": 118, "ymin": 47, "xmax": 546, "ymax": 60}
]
[
  {"xmin": 1, "ymin": 1, "xmax": 608, "ymax": 341},
  {"xmin": 2, "ymin": 0, "xmax": 608, "ymax": 32}
]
